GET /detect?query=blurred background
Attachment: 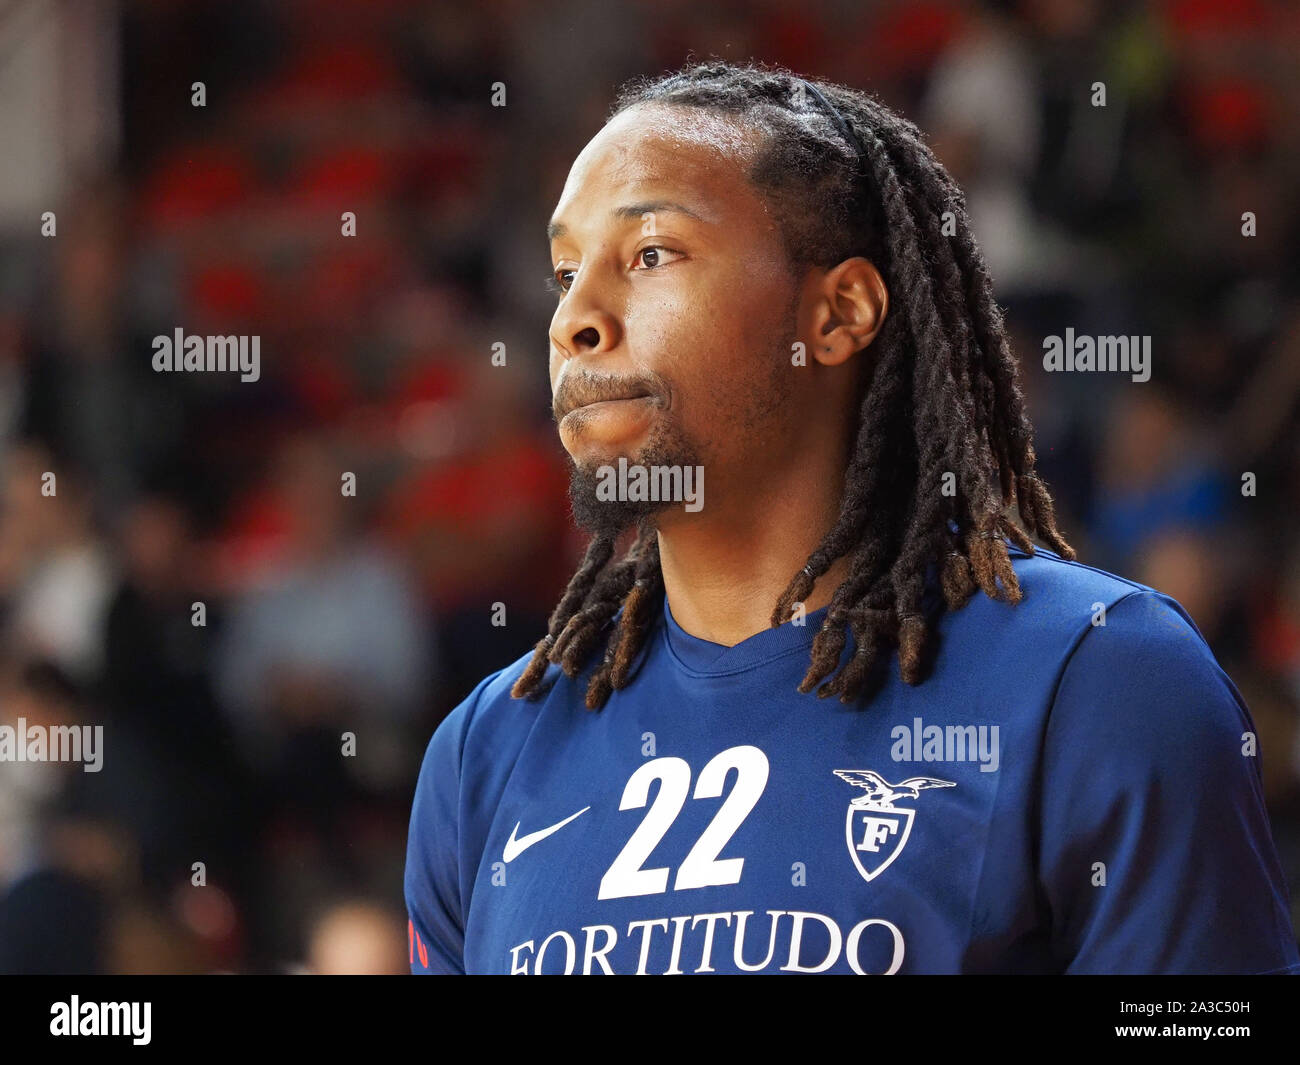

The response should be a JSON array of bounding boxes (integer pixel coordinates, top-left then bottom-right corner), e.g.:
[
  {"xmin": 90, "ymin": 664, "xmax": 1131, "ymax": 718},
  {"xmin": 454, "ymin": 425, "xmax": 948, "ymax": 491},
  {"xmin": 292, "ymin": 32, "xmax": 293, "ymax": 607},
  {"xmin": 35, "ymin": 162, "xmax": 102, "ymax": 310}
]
[{"xmin": 0, "ymin": 0, "xmax": 1297, "ymax": 973}]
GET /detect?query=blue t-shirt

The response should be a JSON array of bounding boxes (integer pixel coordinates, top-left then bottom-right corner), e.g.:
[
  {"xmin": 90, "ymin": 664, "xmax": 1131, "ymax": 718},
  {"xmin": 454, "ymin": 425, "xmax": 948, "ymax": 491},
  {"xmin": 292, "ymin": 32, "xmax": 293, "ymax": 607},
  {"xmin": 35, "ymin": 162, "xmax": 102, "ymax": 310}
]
[{"xmin": 404, "ymin": 544, "xmax": 1300, "ymax": 974}]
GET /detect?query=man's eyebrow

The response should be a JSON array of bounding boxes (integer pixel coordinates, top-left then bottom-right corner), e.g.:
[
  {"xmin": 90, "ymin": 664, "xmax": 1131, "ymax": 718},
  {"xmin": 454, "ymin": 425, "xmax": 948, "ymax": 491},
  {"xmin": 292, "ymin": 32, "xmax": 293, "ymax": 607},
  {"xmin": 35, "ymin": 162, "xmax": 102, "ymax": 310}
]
[{"xmin": 547, "ymin": 200, "xmax": 709, "ymax": 242}]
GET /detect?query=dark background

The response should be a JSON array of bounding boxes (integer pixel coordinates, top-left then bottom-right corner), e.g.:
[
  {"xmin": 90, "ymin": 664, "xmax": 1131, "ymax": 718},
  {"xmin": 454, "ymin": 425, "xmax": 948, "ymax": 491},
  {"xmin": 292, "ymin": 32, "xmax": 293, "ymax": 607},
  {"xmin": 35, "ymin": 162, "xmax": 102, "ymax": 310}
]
[{"xmin": 0, "ymin": 0, "xmax": 1297, "ymax": 972}]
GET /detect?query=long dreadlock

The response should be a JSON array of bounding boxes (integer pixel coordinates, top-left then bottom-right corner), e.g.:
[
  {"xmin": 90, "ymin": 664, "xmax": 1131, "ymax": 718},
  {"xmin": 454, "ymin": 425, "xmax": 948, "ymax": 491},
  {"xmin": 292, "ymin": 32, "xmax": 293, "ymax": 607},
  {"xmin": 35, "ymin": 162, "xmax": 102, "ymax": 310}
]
[{"xmin": 512, "ymin": 59, "xmax": 1074, "ymax": 711}]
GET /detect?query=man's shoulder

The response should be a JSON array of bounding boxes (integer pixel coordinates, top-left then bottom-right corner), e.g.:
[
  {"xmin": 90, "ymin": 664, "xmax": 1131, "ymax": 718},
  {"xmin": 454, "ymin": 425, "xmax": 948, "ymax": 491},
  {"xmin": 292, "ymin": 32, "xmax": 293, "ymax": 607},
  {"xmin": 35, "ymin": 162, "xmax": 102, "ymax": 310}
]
[
  {"xmin": 1000, "ymin": 545, "xmax": 1248, "ymax": 741},
  {"xmin": 431, "ymin": 645, "xmax": 583, "ymax": 761},
  {"xmin": 930, "ymin": 542, "xmax": 1225, "ymax": 703},
  {"xmin": 475, "ymin": 646, "xmax": 551, "ymax": 709},
  {"xmin": 985, "ymin": 542, "xmax": 1195, "ymax": 646},
  {"xmin": 1005, "ymin": 543, "xmax": 1157, "ymax": 609}
]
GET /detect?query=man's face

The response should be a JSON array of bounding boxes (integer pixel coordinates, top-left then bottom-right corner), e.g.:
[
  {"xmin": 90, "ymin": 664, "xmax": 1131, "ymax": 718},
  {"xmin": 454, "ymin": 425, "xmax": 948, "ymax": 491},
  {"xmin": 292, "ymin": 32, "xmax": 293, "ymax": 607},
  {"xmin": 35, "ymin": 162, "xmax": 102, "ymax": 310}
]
[{"xmin": 547, "ymin": 103, "xmax": 802, "ymax": 536}]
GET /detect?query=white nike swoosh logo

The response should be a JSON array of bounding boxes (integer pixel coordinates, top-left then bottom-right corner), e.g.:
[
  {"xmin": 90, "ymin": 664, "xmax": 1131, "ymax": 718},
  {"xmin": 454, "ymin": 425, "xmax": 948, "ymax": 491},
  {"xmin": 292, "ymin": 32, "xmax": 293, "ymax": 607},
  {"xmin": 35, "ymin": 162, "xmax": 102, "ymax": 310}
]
[{"xmin": 502, "ymin": 806, "xmax": 590, "ymax": 863}]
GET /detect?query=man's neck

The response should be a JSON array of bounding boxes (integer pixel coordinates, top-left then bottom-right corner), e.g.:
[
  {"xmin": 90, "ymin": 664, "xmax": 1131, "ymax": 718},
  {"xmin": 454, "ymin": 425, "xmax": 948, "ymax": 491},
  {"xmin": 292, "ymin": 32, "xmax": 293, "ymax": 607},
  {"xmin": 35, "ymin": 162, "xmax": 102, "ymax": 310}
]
[{"xmin": 654, "ymin": 475, "xmax": 851, "ymax": 647}]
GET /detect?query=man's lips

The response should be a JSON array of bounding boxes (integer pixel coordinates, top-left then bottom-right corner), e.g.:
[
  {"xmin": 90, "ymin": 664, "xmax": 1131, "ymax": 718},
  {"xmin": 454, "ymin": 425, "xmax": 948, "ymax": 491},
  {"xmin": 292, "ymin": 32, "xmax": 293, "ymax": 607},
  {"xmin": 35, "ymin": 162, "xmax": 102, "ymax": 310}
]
[{"xmin": 555, "ymin": 390, "xmax": 657, "ymax": 422}]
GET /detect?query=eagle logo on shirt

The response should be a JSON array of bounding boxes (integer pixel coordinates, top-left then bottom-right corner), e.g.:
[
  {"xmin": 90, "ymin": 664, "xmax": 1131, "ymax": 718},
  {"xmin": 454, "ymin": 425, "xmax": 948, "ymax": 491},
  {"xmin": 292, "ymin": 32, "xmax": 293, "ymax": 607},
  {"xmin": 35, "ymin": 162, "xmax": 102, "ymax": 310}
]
[{"xmin": 833, "ymin": 769, "xmax": 955, "ymax": 882}]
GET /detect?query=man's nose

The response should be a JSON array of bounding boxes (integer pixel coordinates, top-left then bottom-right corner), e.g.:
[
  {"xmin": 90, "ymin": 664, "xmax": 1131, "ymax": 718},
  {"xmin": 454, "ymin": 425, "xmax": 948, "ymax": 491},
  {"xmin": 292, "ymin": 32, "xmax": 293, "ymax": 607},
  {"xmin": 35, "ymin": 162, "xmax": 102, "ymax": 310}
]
[{"xmin": 549, "ymin": 271, "xmax": 622, "ymax": 359}]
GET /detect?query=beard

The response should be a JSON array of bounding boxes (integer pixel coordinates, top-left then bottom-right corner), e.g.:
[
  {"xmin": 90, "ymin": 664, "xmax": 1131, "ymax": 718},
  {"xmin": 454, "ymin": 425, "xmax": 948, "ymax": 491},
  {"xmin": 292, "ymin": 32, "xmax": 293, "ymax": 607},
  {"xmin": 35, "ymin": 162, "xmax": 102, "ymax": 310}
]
[{"xmin": 565, "ymin": 416, "xmax": 705, "ymax": 540}]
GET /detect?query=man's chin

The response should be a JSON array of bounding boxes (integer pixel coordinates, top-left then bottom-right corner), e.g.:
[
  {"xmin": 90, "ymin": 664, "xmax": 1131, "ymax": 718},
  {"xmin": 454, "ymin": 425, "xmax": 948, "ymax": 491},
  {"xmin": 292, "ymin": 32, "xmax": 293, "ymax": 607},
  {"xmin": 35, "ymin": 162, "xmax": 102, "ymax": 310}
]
[
  {"xmin": 567, "ymin": 460, "xmax": 669, "ymax": 539},
  {"xmin": 562, "ymin": 422, "xmax": 704, "ymax": 539}
]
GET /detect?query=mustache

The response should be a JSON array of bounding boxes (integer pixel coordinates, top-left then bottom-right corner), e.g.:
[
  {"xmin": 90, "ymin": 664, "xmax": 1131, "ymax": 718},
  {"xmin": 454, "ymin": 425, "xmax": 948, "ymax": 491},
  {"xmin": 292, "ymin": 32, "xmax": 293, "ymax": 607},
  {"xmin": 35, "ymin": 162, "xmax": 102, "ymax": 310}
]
[{"xmin": 552, "ymin": 369, "xmax": 666, "ymax": 421}]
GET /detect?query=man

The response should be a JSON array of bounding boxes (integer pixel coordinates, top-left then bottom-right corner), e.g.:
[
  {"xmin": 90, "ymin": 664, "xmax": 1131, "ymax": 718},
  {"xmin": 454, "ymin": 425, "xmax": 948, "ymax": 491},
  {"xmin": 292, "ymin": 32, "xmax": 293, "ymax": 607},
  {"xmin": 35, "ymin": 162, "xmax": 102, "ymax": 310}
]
[{"xmin": 405, "ymin": 61, "xmax": 1299, "ymax": 974}]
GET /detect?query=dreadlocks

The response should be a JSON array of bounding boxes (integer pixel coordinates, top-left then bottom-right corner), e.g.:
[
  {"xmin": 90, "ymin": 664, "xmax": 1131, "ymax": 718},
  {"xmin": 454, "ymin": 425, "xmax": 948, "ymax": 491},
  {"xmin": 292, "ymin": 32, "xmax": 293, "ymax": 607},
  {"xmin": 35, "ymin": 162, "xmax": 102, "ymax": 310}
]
[{"xmin": 512, "ymin": 59, "xmax": 1074, "ymax": 711}]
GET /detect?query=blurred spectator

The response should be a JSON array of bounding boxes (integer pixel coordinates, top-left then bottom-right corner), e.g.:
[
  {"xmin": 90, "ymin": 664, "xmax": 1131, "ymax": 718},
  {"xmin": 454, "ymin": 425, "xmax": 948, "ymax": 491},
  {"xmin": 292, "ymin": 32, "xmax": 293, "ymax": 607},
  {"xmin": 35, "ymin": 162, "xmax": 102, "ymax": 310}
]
[
  {"xmin": 216, "ymin": 434, "xmax": 433, "ymax": 836},
  {"xmin": 922, "ymin": 4, "xmax": 1061, "ymax": 292},
  {"xmin": 305, "ymin": 898, "xmax": 407, "ymax": 975},
  {"xmin": 1088, "ymin": 388, "xmax": 1228, "ymax": 572},
  {"xmin": 0, "ymin": 445, "xmax": 116, "ymax": 683},
  {"xmin": 101, "ymin": 489, "xmax": 255, "ymax": 910},
  {"xmin": 1133, "ymin": 527, "xmax": 1228, "ymax": 645},
  {"xmin": 0, "ymin": 662, "xmax": 122, "ymax": 973}
]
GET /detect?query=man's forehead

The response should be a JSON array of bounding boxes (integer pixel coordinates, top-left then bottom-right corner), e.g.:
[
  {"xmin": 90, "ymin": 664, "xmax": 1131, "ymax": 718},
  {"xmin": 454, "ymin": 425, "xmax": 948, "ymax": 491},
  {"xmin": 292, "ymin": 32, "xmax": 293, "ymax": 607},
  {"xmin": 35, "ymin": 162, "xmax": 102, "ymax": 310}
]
[{"xmin": 552, "ymin": 104, "xmax": 760, "ymax": 224}]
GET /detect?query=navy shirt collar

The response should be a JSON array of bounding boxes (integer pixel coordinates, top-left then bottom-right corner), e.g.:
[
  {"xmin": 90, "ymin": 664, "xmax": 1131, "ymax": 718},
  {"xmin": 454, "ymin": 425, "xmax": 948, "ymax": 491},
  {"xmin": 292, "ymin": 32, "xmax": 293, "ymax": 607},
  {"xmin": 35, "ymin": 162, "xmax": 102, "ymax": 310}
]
[{"xmin": 661, "ymin": 590, "xmax": 832, "ymax": 676}]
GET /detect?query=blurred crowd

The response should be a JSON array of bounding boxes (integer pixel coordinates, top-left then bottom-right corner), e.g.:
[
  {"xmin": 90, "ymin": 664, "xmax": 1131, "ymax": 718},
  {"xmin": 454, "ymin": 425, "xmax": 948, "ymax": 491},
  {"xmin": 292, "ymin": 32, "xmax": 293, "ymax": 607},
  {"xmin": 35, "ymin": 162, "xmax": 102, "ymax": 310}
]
[{"xmin": 0, "ymin": 0, "xmax": 1297, "ymax": 972}]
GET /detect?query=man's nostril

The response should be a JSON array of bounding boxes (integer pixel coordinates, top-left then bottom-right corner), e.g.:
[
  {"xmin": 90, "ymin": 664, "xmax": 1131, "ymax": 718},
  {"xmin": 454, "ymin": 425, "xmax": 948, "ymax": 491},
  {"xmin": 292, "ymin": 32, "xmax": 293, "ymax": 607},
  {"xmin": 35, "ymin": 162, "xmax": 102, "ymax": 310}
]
[{"xmin": 574, "ymin": 326, "xmax": 600, "ymax": 349}]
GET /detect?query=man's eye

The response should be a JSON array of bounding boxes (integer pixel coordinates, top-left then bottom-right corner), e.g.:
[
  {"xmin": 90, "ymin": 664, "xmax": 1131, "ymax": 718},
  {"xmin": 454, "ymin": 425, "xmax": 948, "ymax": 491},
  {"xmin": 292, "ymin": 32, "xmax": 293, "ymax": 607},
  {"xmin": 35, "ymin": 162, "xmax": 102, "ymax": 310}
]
[
  {"xmin": 547, "ymin": 247, "xmax": 680, "ymax": 297},
  {"xmin": 633, "ymin": 246, "xmax": 681, "ymax": 270}
]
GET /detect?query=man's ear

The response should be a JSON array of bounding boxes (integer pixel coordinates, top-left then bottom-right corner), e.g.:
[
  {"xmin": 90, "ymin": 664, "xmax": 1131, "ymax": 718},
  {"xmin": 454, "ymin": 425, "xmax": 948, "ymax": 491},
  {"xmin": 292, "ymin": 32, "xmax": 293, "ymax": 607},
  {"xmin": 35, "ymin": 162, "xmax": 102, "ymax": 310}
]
[{"xmin": 802, "ymin": 257, "xmax": 888, "ymax": 367}]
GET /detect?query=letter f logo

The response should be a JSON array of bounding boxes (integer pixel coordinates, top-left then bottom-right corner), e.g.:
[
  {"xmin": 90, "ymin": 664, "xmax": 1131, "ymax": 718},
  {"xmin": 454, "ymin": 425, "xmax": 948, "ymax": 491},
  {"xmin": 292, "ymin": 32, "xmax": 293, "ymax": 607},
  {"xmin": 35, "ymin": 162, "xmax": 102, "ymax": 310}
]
[{"xmin": 856, "ymin": 816, "xmax": 899, "ymax": 854}]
